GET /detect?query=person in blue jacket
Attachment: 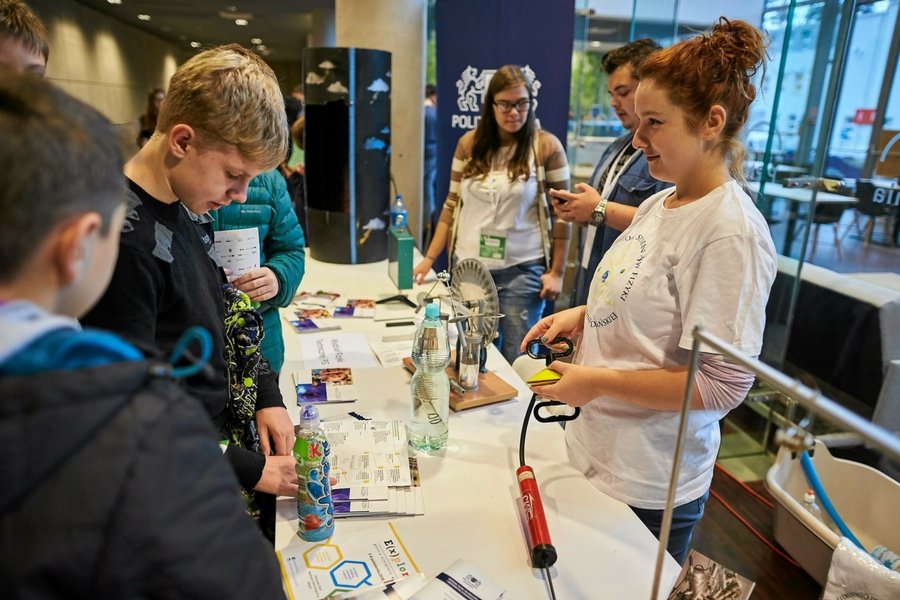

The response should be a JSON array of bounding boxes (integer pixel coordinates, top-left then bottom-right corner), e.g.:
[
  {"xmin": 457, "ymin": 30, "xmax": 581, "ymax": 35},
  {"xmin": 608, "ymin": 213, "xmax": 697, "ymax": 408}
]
[
  {"xmin": 212, "ymin": 169, "xmax": 306, "ymax": 374},
  {"xmin": 553, "ymin": 39, "xmax": 668, "ymax": 307}
]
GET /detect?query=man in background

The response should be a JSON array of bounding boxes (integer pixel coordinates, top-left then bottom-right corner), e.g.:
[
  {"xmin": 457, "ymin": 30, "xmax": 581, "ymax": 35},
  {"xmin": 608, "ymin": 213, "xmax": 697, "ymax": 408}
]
[
  {"xmin": 552, "ymin": 39, "xmax": 667, "ymax": 306},
  {"xmin": 0, "ymin": 0, "xmax": 47, "ymax": 76}
]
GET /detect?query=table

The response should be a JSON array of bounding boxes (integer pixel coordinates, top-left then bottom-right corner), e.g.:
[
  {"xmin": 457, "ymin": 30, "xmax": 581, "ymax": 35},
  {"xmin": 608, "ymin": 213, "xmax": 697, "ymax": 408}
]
[
  {"xmin": 767, "ymin": 256, "xmax": 900, "ymax": 417},
  {"xmin": 275, "ymin": 251, "xmax": 681, "ymax": 599},
  {"xmin": 747, "ymin": 181, "xmax": 857, "ymax": 254}
]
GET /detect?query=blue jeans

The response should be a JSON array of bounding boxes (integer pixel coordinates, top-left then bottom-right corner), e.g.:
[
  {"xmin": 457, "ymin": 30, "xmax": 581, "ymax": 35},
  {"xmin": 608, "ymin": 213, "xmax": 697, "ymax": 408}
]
[
  {"xmin": 490, "ymin": 260, "xmax": 546, "ymax": 363},
  {"xmin": 629, "ymin": 489, "xmax": 710, "ymax": 564}
]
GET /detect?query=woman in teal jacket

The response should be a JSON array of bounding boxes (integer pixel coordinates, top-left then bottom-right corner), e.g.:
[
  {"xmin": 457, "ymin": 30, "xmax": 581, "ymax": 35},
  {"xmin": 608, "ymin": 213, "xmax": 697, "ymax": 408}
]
[{"xmin": 212, "ymin": 170, "xmax": 306, "ymax": 373}]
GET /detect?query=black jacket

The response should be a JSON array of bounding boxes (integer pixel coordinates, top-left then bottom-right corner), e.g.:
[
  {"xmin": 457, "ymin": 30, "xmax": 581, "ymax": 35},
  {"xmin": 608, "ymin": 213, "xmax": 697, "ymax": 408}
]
[
  {"xmin": 82, "ymin": 182, "xmax": 286, "ymax": 489},
  {"xmin": 0, "ymin": 360, "xmax": 286, "ymax": 599}
]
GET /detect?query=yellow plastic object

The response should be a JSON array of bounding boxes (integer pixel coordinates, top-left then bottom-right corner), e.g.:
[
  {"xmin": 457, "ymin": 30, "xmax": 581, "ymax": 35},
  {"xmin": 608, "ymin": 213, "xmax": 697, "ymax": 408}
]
[{"xmin": 526, "ymin": 368, "xmax": 562, "ymax": 387}]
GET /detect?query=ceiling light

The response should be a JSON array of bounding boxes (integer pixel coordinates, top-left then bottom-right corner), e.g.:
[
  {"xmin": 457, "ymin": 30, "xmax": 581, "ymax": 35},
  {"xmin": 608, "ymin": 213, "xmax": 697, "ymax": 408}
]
[
  {"xmin": 234, "ymin": 18, "xmax": 249, "ymax": 26},
  {"xmin": 250, "ymin": 37, "xmax": 262, "ymax": 45},
  {"xmin": 190, "ymin": 41, "xmax": 201, "ymax": 48},
  {"xmin": 218, "ymin": 10, "xmax": 252, "ymax": 19},
  {"xmin": 137, "ymin": 14, "xmax": 151, "ymax": 21},
  {"xmin": 107, "ymin": 0, "xmax": 122, "ymax": 4}
]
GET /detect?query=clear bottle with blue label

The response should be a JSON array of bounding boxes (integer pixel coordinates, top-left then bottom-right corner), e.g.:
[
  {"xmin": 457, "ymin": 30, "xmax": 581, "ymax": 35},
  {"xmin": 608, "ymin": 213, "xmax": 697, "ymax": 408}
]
[
  {"xmin": 408, "ymin": 301, "xmax": 451, "ymax": 452},
  {"xmin": 294, "ymin": 404, "xmax": 335, "ymax": 541},
  {"xmin": 390, "ymin": 193, "xmax": 408, "ymax": 228}
]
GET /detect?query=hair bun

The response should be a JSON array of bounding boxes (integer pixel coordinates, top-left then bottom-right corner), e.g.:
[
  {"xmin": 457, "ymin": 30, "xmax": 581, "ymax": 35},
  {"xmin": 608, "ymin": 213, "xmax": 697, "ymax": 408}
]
[{"xmin": 709, "ymin": 17, "xmax": 767, "ymax": 79}]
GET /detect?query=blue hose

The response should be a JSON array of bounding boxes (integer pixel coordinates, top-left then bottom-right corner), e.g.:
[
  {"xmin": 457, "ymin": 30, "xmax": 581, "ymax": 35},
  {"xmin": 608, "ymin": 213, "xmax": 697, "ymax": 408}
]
[
  {"xmin": 167, "ymin": 326, "xmax": 213, "ymax": 379},
  {"xmin": 799, "ymin": 450, "xmax": 866, "ymax": 551}
]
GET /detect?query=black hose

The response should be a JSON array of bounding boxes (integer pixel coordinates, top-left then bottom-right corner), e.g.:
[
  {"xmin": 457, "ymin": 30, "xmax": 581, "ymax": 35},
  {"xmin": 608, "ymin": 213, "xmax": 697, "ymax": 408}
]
[{"xmin": 519, "ymin": 391, "xmax": 538, "ymax": 467}]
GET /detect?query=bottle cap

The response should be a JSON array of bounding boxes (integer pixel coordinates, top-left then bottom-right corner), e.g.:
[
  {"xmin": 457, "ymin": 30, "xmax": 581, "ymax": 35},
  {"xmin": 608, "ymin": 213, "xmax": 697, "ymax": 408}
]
[
  {"xmin": 424, "ymin": 301, "xmax": 440, "ymax": 319},
  {"xmin": 299, "ymin": 403, "xmax": 321, "ymax": 430},
  {"xmin": 803, "ymin": 489, "xmax": 816, "ymax": 503}
]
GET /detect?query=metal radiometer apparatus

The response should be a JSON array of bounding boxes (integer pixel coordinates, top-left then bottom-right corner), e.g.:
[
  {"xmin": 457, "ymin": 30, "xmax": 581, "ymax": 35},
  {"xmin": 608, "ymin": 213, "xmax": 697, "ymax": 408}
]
[{"xmin": 416, "ymin": 258, "xmax": 503, "ymax": 391}]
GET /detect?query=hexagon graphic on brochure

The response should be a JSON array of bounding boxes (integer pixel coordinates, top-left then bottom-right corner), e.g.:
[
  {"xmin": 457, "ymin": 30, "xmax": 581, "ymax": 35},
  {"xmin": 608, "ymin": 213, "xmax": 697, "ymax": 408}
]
[
  {"xmin": 303, "ymin": 543, "xmax": 342, "ymax": 570},
  {"xmin": 330, "ymin": 560, "xmax": 373, "ymax": 589}
]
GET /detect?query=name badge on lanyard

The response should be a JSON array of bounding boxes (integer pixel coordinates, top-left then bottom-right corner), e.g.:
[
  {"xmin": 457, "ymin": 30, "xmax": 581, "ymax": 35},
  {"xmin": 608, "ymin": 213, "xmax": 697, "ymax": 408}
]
[{"xmin": 479, "ymin": 228, "xmax": 507, "ymax": 265}]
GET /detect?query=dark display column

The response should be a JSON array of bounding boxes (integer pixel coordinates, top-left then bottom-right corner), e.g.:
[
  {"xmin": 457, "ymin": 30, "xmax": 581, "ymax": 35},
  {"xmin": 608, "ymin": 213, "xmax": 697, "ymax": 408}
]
[{"xmin": 303, "ymin": 47, "xmax": 391, "ymax": 264}]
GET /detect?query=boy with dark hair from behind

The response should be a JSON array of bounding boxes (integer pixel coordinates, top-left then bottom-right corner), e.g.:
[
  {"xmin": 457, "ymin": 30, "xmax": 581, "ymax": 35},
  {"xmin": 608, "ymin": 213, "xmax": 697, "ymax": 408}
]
[
  {"xmin": 80, "ymin": 43, "xmax": 298, "ymax": 538},
  {"xmin": 0, "ymin": 68, "xmax": 284, "ymax": 598}
]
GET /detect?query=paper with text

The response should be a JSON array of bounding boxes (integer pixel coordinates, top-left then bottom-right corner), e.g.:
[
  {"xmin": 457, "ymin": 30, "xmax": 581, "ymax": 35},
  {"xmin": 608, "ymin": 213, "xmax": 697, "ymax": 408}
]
[
  {"xmin": 213, "ymin": 227, "xmax": 260, "ymax": 277},
  {"xmin": 299, "ymin": 332, "xmax": 377, "ymax": 370}
]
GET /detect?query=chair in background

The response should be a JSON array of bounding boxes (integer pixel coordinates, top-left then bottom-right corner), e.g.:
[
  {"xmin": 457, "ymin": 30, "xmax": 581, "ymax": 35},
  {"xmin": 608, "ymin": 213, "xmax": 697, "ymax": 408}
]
[
  {"xmin": 853, "ymin": 180, "xmax": 898, "ymax": 246},
  {"xmin": 807, "ymin": 201, "xmax": 849, "ymax": 259}
]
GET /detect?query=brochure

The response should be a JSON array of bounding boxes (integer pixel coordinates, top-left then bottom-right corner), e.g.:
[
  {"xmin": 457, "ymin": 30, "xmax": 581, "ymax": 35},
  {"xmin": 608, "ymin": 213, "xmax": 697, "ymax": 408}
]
[
  {"xmin": 277, "ymin": 521, "xmax": 420, "ymax": 600},
  {"xmin": 295, "ymin": 289, "xmax": 341, "ymax": 307},
  {"xmin": 296, "ymin": 307, "xmax": 333, "ymax": 319},
  {"xmin": 294, "ymin": 368, "xmax": 358, "ymax": 405},
  {"xmin": 287, "ymin": 317, "xmax": 341, "ymax": 335},
  {"xmin": 334, "ymin": 299, "xmax": 376, "ymax": 318},
  {"xmin": 334, "ymin": 559, "xmax": 504, "ymax": 600}
]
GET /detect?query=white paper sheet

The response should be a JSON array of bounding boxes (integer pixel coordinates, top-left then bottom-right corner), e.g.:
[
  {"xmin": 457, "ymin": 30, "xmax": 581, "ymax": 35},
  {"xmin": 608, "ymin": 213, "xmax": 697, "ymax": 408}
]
[
  {"xmin": 213, "ymin": 227, "xmax": 260, "ymax": 277},
  {"xmin": 298, "ymin": 332, "xmax": 378, "ymax": 370}
]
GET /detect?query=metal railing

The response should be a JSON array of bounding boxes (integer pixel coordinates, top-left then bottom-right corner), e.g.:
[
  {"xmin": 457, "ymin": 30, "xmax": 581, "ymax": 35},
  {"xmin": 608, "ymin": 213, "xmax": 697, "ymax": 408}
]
[{"xmin": 649, "ymin": 326, "xmax": 900, "ymax": 600}]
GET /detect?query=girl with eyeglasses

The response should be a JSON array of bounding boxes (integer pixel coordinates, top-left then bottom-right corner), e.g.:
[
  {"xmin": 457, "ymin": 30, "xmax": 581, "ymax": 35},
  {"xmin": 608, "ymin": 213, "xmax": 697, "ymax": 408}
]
[{"xmin": 414, "ymin": 64, "xmax": 571, "ymax": 362}]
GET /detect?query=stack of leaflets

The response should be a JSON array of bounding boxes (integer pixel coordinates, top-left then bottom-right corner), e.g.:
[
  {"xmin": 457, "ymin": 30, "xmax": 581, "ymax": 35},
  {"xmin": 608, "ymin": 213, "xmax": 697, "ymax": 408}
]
[
  {"xmin": 322, "ymin": 419, "xmax": 424, "ymax": 519},
  {"xmin": 288, "ymin": 291, "xmax": 342, "ymax": 334},
  {"xmin": 293, "ymin": 368, "xmax": 358, "ymax": 405}
]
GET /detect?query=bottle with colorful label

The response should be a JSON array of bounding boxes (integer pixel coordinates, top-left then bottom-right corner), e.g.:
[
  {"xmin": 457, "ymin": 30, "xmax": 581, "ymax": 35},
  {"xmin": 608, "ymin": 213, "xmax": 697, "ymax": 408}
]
[{"xmin": 294, "ymin": 404, "xmax": 335, "ymax": 541}]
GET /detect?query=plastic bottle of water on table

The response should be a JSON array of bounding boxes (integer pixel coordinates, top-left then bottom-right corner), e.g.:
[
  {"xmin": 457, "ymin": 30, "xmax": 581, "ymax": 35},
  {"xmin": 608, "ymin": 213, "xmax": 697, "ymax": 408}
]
[
  {"xmin": 408, "ymin": 301, "xmax": 451, "ymax": 452},
  {"xmin": 390, "ymin": 193, "xmax": 408, "ymax": 229},
  {"xmin": 294, "ymin": 404, "xmax": 335, "ymax": 541}
]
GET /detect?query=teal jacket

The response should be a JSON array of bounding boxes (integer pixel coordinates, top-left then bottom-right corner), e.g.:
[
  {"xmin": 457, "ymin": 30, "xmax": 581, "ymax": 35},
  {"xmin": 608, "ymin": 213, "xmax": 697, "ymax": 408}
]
[{"xmin": 211, "ymin": 170, "xmax": 306, "ymax": 372}]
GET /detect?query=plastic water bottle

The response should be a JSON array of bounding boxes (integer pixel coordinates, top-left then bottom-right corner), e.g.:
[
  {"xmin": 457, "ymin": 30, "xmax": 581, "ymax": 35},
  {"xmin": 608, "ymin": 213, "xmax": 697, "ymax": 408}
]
[
  {"xmin": 801, "ymin": 489, "xmax": 838, "ymax": 535},
  {"xmin": 390, "ymin": 193, "xmax": 408, "ymax": 228},
  {"xmin": 294, "ymin": 404, "xmax": 335, "ymax": 541},
  {"xmin": 871, "ymin": 545, "xmax": 900, "ymax": 572},
  {"xmin": 408, "ymin": 301, "xmax": 451, "ymax": 452}
]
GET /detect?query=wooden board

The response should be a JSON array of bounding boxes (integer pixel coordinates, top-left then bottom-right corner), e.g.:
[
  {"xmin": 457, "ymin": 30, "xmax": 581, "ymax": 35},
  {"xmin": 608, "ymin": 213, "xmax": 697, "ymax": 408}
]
[{"xmin": 401, "ymin": 357, "xmax": 519, "ymax": 411}]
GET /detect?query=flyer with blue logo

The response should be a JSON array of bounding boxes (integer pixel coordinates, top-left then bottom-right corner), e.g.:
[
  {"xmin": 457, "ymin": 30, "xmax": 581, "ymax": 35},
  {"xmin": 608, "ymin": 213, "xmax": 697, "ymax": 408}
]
[{"xmin": 277, "ymin": 521, "xmax": 419, "ymax": 600}]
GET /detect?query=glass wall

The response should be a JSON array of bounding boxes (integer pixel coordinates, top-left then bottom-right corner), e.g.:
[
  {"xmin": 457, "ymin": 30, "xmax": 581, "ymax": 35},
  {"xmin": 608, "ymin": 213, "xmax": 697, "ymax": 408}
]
[
  {"xmin": 567, "ymin": 1, "xmax": 899, "ymax": 413},
  {"xmin": 751, "ymin": 0, "xmax": 900, "ymax": 182}
]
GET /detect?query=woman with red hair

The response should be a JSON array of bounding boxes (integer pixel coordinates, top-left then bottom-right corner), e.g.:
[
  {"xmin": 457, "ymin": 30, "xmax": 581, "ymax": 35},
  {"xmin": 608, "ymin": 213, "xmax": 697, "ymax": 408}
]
[{"xmin": 523, "ymin": 18, "xmax": 777, "ymax": 564}]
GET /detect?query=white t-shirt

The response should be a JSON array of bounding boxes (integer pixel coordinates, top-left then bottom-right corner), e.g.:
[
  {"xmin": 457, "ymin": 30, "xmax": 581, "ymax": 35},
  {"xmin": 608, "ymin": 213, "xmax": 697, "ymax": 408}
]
[
  {"xmin": 454, "ymin": 148, "xmax": 543, "ymax": 269},
  {"xmin": 567, "ymin": 180, "xmax": 776, "ymax": 509}
]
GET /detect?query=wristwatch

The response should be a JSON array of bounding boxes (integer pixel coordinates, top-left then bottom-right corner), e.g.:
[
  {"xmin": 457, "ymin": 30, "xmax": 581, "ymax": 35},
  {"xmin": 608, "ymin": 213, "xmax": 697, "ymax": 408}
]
[{"xmin": 590, "ymin": 197, "xmax": 608, "ymax": 226}]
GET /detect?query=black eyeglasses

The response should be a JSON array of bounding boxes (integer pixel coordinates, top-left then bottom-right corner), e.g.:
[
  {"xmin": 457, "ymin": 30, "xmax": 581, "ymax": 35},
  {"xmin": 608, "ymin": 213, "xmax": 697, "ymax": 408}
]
[{"xmin": 494, "ymin": 99, "xmax": 531, "ymax": 113}]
